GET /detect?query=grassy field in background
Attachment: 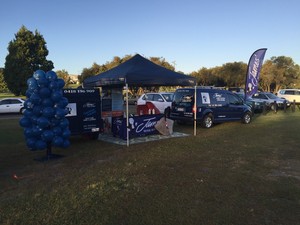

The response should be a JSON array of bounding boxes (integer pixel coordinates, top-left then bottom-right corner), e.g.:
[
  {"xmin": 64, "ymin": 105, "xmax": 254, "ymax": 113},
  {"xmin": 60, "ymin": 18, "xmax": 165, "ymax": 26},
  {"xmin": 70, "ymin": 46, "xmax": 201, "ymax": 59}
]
[
  {"xmin": 0, "ymin": 111, "xmax": 300, "ymax": 225},
  {"xmin": 0, "ymin": 92, "xmax": 22, "ymax": 98}
]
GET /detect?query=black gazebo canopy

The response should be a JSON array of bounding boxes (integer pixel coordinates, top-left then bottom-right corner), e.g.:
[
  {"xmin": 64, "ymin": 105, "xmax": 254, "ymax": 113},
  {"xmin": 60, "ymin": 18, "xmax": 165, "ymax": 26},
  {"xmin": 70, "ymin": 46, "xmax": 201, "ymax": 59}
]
[{"xmin": 83, "ymin": 54, "xmax": 196, "ymax": 87}]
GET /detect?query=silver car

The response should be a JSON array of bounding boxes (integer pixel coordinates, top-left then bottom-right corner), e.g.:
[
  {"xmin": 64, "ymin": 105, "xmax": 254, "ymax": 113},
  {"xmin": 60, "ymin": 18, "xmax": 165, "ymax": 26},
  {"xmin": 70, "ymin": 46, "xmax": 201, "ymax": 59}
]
[
  {"xmin": 251, "ymin": 92, "xmax": 290, "ymax": 110},
  {"xmin": 0, "ymin": 98, "xmax": 26, "ymax": 114}
]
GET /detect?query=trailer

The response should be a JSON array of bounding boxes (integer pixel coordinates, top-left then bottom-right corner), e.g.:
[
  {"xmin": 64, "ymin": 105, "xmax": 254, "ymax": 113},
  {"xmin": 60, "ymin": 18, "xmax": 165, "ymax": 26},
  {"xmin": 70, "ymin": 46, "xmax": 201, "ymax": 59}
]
[{"xmin": 63, "ymin": 88, "xmax": 103, "ymax": 139}]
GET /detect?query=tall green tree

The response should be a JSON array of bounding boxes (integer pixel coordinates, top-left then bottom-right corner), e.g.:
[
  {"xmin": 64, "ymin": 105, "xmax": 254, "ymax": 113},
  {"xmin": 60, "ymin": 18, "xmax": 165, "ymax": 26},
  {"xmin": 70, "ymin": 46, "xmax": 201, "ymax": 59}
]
[
  {"xmin": 218, "ymin": 62, "xmax": 247, "ymax": 87},
  {"xmin": 79, "ymin": 55, "xmax": 133, "ymax": 83},
  {"xmin": 0, "ymin": 68, "xmax": 8, "ymax": 92},
  {"xmin": 56, "ymin": 69, "xmax": 71, "ymax": 87},
  {"xmin": 3, "ymin": 25, "xmax": 54, "ymax": 96},
  {"xmin": 79, "ymin": 62, "xmax": 105, "ymax": 84},
  {"xmin": 260, "ymin": 60, "xmax": 275, "ymax": 92},
  {"xmin": 149, "ymin": 57, "xmax": 175, "ymax": 71},
  {"xmin": 192, "ymin": 67, "xmax": 212, "ymax": 86},
  {"xmin": 260, "ymin": 56, "xmax": 300, "ymax": 92}
]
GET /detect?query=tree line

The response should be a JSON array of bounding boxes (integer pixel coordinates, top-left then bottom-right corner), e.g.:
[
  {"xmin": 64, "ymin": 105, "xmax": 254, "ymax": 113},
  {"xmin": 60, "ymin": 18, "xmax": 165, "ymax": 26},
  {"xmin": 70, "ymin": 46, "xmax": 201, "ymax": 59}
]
[
  {"xmin": 191, "ymin": 56, "xmax": 300, "ymax": 93},
  {"xmin": 1, "ymin": 26, "xmax": 299, "ymax": 95},
  {"xmin": 78, "ymin": 55, "xmax": 300, "ymax": 94}
]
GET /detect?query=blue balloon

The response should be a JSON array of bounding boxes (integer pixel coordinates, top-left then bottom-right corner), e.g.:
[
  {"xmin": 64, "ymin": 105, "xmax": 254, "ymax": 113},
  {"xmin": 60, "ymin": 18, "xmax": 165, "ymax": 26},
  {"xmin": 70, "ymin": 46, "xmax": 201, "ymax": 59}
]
[
  {"xmin": 49, "ymin": 81, "xmax": 58, "ymax": 90},
  {"xmin": 32, "ymin": 126, "xmax": 43, "ymax": 136},
  {"xmin": 61, "ymin": 97, "xmax": 69, "ymax": 106},
  {"xmin": 35, "ymin": 140, "xmax": 47, "ymax": 150},
  {"xmin": 52, "ymin": 136, "xmax": 64, "ymax": 147},
  {"xmin": 42, "ymin": 98, "xmax": 54, "ymax": 107},
  {"xmin": 27, "ymin": 77, "xmax": 37, "ymax": 86},
  {"xmin": 27, "ymin": 78, "xmax": 38, "ymax": 91},
  {"xmin": 25, "ymin": 89, "xmax": 34, "ymax": 98},
  {"xmin": 33, "ymin": 70, "xmax": 46, "ymax": 80},
  {"xmin": 50, "ymin": 118, "xmax": 61, "ymax": 127},
  {"xmin": 59, "ymin": 118, "xmax": 69, "ymax": 128},
  {"xmin": 26, "ymin": 137, "xmax": 37, "ymax": 149},
  {"xmin": 33, "ymin": 105, "xmax": 43, "ymax": 116},
  {"xmin": 39, "ymin": 87, "xmax": 51, "ymax": 98},
  {"xmin": 30, "ymin": 115, "xmax": 39, "ymax": 125},
  {"xmin": 62, "ymin": 139, "xmax": 70, "ymax": 148},
  {"xmin": 28, "ymin": 82, "xmax": 38, "ymax": 90},
  {"xmin": 55, "ymin": 108, "xmax": 66, "ymax": 119},
  {"xmin": 37, "ymin": 116, "xmax": 50, "ymax": 128},
  {"xmin": 24, "ymin": 99, "xmax": 34, "ymax": 109},
  {"xmin": 24, "ymin": 128, "xmax": 33, "ymax": 138},
  {"xmin": 55, "ymin": 97, "xmax": 69, "ymax": 108},
  {"xmin": 57, "ymin": 78, "xmax": 65, "ymax": 89},
  {"xmin": 30, "ymin": 92, "xmax": 42, "ymax": 104},
  {"xmin": 45, "ymin": 71, "xmax": 57, "ymax": 81},
  {"xmin": 52, "ymin": 126, "xmax": 62, "ymax": 136},
  {"xmin": 24, "ymin": 108, "xmax": 33, "ymax": 118},
  {"xmin": 51, "ymin": 90, "xmax": 63, "ymax": 102},
  {"xmin": 62, "ymin": 129, "xmax": 71, "ymax": 139},
  {"xmin": 42, "ymin": 107, "xmax": 55, "ymax": 118},
  {"xmin": 19, "ymin": 117, "xmax": 32, "ymax": 128},
  {"xmin": 37, "ymin": 77, "xmax": 49, "ymax": 87},
  {"xmin": 41, "ymin": 130, "xmax": 54, "ymax": 142}
]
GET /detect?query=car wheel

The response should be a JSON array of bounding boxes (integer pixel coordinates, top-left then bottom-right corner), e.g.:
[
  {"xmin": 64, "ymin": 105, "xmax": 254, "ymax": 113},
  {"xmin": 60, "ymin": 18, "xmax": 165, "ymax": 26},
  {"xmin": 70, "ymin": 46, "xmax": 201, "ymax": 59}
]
[
  {"xmin": 20, "ymin": 107, "xmax": 26, "ymax": 114},
  {"xmin": 202, "ymin": 113, "xmax": 213, "ymax": 128},
  {"xmin": 242, "ymin": 112, "xmax": 252, "ymax": 124},
  {"xmin": 270, "ymin": 103, "xmax": 278, "ymax": 111}
]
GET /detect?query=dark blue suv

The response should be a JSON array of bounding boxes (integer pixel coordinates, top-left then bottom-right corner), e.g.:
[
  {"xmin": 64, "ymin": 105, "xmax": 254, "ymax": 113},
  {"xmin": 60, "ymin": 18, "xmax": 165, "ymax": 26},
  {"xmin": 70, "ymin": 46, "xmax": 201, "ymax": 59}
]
[{"xmin": 170, "ymin": 87, "xmax": 252, "ymax": 128}]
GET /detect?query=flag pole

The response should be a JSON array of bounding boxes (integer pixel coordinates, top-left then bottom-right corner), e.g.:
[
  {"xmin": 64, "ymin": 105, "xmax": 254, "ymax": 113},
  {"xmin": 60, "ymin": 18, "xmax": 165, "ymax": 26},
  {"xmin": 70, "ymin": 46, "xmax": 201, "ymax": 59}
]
[
  {"xmin": 125, "ymin": 83, "xmax": 129, "ymax": 147},
  {"xmin": 194, "ymin": 85, "xmax": 197, "ymax": 136}
]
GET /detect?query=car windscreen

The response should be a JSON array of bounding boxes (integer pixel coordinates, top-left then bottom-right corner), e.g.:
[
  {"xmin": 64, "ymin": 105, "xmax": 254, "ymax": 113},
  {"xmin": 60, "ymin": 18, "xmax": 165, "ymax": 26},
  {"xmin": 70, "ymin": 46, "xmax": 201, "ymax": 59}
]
[
  {"xmin": 173, "ymin": 90, "xmax": 194, "ymax": 106},
  {"xmin": 266, "ymin": 93, "xmax": 277, "ymax": 99},
  {"xmin": 162, "ymin": 93, "xmax": 174, "ymax": 102}
]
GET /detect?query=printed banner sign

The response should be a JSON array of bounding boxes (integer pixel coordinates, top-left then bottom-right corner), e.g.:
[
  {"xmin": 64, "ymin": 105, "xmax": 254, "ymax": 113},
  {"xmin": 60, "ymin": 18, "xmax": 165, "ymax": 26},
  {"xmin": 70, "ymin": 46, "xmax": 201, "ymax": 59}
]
[
  {"xmin": 245, "ymin": 48, "xmax": 267, "ymax": 99},
  {"xmin": 112, "ymin": 114, "xmax": 163, "ymax": 140}
]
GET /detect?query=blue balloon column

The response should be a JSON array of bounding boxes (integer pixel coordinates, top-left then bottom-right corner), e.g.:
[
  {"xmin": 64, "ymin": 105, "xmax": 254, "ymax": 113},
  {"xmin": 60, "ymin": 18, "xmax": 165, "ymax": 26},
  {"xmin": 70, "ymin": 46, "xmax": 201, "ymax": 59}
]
[{"xmin": 19, "ymin": 70, "xmax": 70, "ymax": 159}]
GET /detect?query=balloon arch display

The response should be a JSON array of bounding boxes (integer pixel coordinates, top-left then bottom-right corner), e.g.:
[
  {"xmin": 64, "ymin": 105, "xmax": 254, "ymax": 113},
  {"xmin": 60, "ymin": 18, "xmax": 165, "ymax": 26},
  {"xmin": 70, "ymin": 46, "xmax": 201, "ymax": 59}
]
[{"xmin": 19, "ymin": 70, "xmax": 70, "ymax": 160}]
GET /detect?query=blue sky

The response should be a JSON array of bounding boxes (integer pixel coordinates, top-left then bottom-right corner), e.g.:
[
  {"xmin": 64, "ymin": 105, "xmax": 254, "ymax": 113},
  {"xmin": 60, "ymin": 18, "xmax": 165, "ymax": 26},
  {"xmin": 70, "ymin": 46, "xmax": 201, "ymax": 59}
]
[{"xmin": 1, "ymin": 0, "xmax": 299, "ymax": 75}]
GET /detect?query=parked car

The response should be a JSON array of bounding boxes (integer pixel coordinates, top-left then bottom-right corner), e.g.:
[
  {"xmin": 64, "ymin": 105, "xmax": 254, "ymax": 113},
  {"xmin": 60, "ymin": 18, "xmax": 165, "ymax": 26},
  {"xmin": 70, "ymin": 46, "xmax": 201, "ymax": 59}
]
[
  {"xmin": 276, "ymin": 89, "xmax": 300, "ymax": 103},
  {"xmin": 170, "ymin": 87, "xmax": 252, "ymax": 128},
  {"xmin": 245, "ymin": 97, "xmax": 265, "ymax": 112},
  {"xmin": 233, "ymin": 92, "xmax": 264, "ymax": 113},
  {"xmin": 137, "ymin": 92, "xmax": 174, "ymax": 114},
  {"xmin": 124, "ymin": 94, "xmax": 137, "ymax": 105},
  {"xmin": 0, "ymin": 98, "xmax": 26, "ymax": 114},
  {"xmin": 228, "ymin": 87, "xmax": 245, "ymax": 95},
  {"xmin": 250, "ymin": 92, "xmax": 290, "ymax": 110}
]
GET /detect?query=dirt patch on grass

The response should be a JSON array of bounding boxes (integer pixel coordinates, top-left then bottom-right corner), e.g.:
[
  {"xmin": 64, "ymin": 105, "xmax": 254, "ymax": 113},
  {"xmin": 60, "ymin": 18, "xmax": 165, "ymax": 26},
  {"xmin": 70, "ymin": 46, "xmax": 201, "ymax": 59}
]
[{"xmin": 268, "ymin": 159, "xmax": 300, "ymax": 181}]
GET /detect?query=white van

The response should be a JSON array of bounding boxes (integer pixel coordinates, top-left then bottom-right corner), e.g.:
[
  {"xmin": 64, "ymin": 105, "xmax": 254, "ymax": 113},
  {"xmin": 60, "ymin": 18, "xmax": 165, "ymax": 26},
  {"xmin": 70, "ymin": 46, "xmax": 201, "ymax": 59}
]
[{"xmin": 277, "ymin": 89, "xmax": 300, "ymax": 103}]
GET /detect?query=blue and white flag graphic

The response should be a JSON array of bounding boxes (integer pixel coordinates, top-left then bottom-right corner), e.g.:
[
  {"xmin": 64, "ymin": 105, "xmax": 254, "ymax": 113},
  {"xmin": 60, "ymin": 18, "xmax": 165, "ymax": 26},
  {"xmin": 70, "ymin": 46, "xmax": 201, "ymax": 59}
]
[{"xmin": 245, "ymin": 48, "xmax": 267, "ymax": 99}]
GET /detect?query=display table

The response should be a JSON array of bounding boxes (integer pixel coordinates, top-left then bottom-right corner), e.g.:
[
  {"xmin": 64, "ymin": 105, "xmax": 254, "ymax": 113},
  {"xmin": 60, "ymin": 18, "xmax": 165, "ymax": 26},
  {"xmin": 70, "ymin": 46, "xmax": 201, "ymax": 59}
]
[{"xmin": 112, "ymin": 114, "xmax": 163, "ymax": 140}]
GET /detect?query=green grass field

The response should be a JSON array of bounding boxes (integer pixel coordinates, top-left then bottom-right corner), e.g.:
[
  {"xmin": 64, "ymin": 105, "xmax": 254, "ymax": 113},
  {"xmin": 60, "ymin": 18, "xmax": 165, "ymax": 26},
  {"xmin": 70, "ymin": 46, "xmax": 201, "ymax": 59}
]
[
  {"xmin": 0, "ymin": 93, "xmax": 20, "ymax": 98},
  {"xmin": 1, "ymin": 111, "xmax": 300, "ymax": 225}
]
